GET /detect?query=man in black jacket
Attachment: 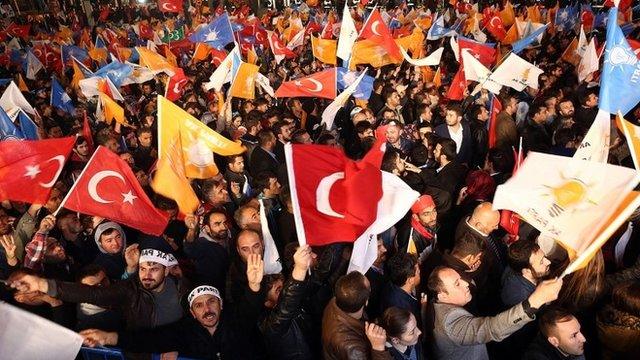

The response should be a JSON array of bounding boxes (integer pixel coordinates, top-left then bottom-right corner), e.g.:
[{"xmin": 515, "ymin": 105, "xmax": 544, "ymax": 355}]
[
  {"xmin": 522, "ymin": 308, "xmax": 586, "ymax": 360},
  {"xmin": 9, "ymin": 247, "xmax": 183, "ymax": 331},
  {"xmin": 80, "ymin": 254, "xmax": 266, "ymax": 359},
  {"xmin": 249, "ymin": 129, "xmax": 279, "ymax": 177},
  {"xmin": 259, "ymin": 245, "xmax": 315, "ymax": 360},
  {"xmin": 420, "ymin": 138, "xmax": 468, "ymax": 200},
  {"xmin": 468, "ymin": 104, "xmax": 489, "ymax": 170},
  {"xmin": 520, "ymin": 103, "xmax": 552, "ymax": 154}
]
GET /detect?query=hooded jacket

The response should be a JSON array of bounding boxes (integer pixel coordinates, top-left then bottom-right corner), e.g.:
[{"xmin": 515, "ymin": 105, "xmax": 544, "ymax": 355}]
[{"xmin": 93, "ymin": 222, "xmax": 127, "ymax": 280}]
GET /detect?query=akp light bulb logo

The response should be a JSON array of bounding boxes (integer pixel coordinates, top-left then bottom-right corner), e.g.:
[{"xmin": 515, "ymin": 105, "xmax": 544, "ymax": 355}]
[
  {"xmin": 542, "ymin": 175, "xmax": 597, "ymax": 218},
  {"xmin": 605, "ymin": 40, "xmax": 638, "ymax": 71},
  {"xmin": 185, "ymin": 138, "xmax": 214, "ymax": 169}
]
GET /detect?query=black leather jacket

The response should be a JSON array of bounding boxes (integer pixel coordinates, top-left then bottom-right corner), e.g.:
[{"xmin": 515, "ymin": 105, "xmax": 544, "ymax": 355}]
[
  {"xmin": 259, "ymin": 278, "xmax": 314, "ymax": 360},
  {"xmin": 48, "ymin": 276, "xmax": 181, "ymax": 331}
]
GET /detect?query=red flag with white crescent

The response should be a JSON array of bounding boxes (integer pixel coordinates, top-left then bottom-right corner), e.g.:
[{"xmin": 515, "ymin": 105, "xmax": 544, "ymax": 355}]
[
  {"xmin": 62, "ymin": 146, "xmax": 169, "ymax": 235},
  {"xmin": 500, "ymin": 144, "xmax": 524, "ymax": 244},
  {"xmin": 0, "ymin": 137, "xmax": 75, "ymax": 204},
  {"xmin": 165, "ymin": 68, "xmax": 188, "ymax": 101},
  {"xmin": 82, "ymin": 111, "xmax": 94, "ymax": 152},
  {"xmin": 359, "ymin": 9, "xmax": 401, "ymax": 59},
  {"xmin": 488, "ymin": 96, "xmax": 502, "ymax": 148},
  {"xmin": 268, "ymin": 31, "xmax": 296, "ymax": 58},
  {"xmin": 485, "ymin": 15, "xmax": 507, "ymax": 42},
  {"xmin": 285, "ymin": 143, "xmax": 382, "ymax": 246},
  {"xmin": 158, "ymin": 0, "xmax": 183, "ymax": 13},
  {"xmin": 445, "ymin": 66, "xmax": 467, "ymax": 101},
  {"xmin": 209, "ymin": 48, "xmax": 227, "ymax": 66},
  {"xmin": 275, "ymin": 68, "xmax": 337, "ymax": 99}
]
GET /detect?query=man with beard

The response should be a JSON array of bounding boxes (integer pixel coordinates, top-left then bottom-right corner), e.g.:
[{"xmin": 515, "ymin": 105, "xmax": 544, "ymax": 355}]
[
  {"xmin": 501, "ymin": 240, "xmax": 552, "ymax": 307},
  {"xmin": 224, "ymin": 154, "xmax": 253, "ymax": 206},
  {"xmin": 9, "ymin": 246, "xmax": 183, "ymax": 331},
  {"xmin": 183, "ymin": 210, "xmax": 231, "ymax": 292},
  {"xmin": 493, "ymin": 240, "xmax": 553, "ymax": 359},
  {"xmin": 80, "ymin": 254, "xmax": 266, "ymax": 359},
  {"xmin": 396, "ymin": 195, "xmax": 438, "ymax": 261}
]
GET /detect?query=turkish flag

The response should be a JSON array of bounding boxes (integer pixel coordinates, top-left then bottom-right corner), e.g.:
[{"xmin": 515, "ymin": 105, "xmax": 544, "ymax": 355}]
[
  {"xmin": 0, "ymin": 137, "xmax": 75, "ymax": 204},
  {"xmin": 458, "ymin": 37, "xmax": 496, "ymax": 67},
  {"xmin": 268, "ymin": 32, "xmax": 296, "ymax": 58},
  {"xmin": 359, "ymin": 9, "xmax": 402, "ymax": 59},
  {"xmin": 209, "ymin": 48, "xmax": 227, "ymax": 66},
  {"xmin": 62, "ymin": 146, "xmax": 169, "ymax": 235},
  {"xmin": 7, "ymin": 23, "xmax": 31, "ymax": 39},
  {"xmin": 321, "ymin": 18, "xmax": 335, "ymax": 39},
  {"xmin": 138, "ymin": 22, "xmax": 154, "ymax": 40},
  {"xmin": 275, "ymin": 69, "xmax": 337, "ymax": 100},
  {"xmin": 485, "ymin": 16, "xmax": 507, "ymax": 42},
  {"xmin": 604, "ymin": 0, "xmax": 631, "ymax": 10},
  {"xmin": 165, "ymin": 68, "xmax": 188, "ymax": 101},
  {"xmin": 445, "ymin": 66, "xmax": 467, "ymax": 101},
  {"xmin": 286, "ymin": 144, "xmax": 382, "ymax": 246},
  {"xmin": 158, "ymin": 0, "xmax": 183, "ymax": 13},
  {"xmin": 581, "ymin": 10, "xmax": 594, "ymax": 31},
  {"xmin": 82, "ymin": 111, "xmax": 94, "ymax": 152},
  {"xmin": 99, "ymin": 7, "xmax": 110, "ymax": 22},
  {"xmin": 500, "ymin": 147, "xmax": 524, "ymax": 245},
  {"xmin": 306, "ymin": 21, "xmax": 322, "ymax": 36},
  {"xmin": 488, "ymin": 96, "xmax": 502, "ymax": 148}
]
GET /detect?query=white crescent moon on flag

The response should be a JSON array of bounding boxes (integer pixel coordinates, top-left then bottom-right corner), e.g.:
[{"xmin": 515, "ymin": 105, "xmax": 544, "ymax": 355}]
[
  {"xmin": 161, "ymin": 2, "xmax": 177, "ymax": 12},
  {"xmin": 38, "ymin": 155, "xmax": 65, "ymax": 188},
  {"xmin": 88, "ymin": 170, "xmax": 125, "ymax": 204},
  {"xmin": 316, "ymin": 172, "xmax": 345, "ymax": 218},
  {"xmin": 172, "ymin": 78, "xmax": 187, "ymax": 94},
  {"xmin": 371, "ymin": 21, "xmax": 382, "ymax": 37},
  {"xmin": 273, "ymin": 38, "xmax": 285, "ymax": 52},
  {"xmin": 256, "ymin": 32, "xmax": 265, "ymax": 42},
  {"xmin": 490, "ymin": 17, "xmax": 501, "ymax": 30},
  {"xmin": 295, "ymin": 78, "xmax": 323, "ymax": 92}
]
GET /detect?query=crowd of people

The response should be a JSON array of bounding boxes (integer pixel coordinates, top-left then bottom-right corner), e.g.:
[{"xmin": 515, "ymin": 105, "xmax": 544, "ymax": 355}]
[{"xmin": 1, "ymin": 0, "xmax": 640, "ymax": 359}]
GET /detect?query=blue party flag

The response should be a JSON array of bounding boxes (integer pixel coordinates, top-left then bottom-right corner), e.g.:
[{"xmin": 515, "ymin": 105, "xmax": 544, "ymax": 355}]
[
  {"xmin": 94, "ymin": 60, "xmax": 133, "ymax": 87},
  {"xmin": 50, "ymin": 77, "xmax": 76, "ymax": 114},
  {"xmin": 512, "ymin": 23, "xmax": 549, "ymax": 54},
  {"xmin": 599, "ymin": 8, "xmax": 640, "ymax": 115},
  {"xmin": 189, "ymin": 12, "xmax": 235, "ymax": 49},
  {"xmin": 17, "ymin": 110, "xmax": 38, "ymax": 140}
]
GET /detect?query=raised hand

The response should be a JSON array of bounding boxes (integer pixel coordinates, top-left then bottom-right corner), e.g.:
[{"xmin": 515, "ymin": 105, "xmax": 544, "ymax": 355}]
[
  {"xmin": 292, "ymin": 245, "xmax": 314, "ymax": 281},
  {"xmin": 8, "ymin": 271, "xmax": 48, "ymax": 294},
  {"xmin": 0, "ymin": 234, "xmax": 17, "ymax": 265},
  {"xmin": 79, "ymin": 329, "xmax": 118, "ymax": 347},
  {"xmin": 124, "ymin": 244, "xmax": 140, "ymax": 274},
  {"xmin": 246, "ymin": 253, "xmax": 264, "ymax": 292},
  {"xmin": 365, "ymin": 322, "xmax": 387, "ymax": 352},
  {"xmin": 38, "ymin": 215, "xmax": 56, "ymax": 234},
  {"xmin": 184, "ymin": 214, "xmax": 198, "ymax": 231},
  {"xmin": 528, "ymin": 277, "xmax": 564, "ymax": 309}
]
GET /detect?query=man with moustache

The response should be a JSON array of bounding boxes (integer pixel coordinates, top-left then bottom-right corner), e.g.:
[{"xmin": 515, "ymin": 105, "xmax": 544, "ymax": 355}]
[
  {"xmin": 9, "ymin": 247, "xmax": 183, "ymax": 331},
  {"xmin": 79, "ymin": 254, "xmax": 266, "ymax": 359},
  {"xmin": 183, "ymin": 210, "xmax": 232, "ymax": 291}
]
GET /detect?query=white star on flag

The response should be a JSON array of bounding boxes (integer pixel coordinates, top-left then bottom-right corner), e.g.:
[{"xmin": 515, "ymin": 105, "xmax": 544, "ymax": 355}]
[
  {"xmin": 24, "ymin": 165, "xmax": 41, "ymax": 179},
  {"xmin": 122, "ymin": 190, "xmax": 138, "ymax": 204}
]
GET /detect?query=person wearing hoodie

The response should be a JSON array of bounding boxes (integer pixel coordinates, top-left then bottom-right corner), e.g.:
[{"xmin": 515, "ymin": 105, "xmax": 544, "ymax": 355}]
[
  {"xmin": 92, "ymin": 221, "xmax": 130, "ymax": 280},
  {"xmin": 183, "ymin": 210, "xmax": 231, "ymax": 293},
  {"xmin": 10, "ymin": 246, "xmax": 184, "ymax": 331}
]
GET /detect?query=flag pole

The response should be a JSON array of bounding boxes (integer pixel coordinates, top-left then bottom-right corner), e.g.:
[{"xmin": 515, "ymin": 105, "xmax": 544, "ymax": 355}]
[{"xmin": 53, "ymin": 145, "xmax": 101, "ymax": 217}]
